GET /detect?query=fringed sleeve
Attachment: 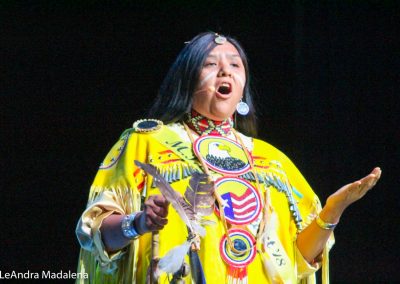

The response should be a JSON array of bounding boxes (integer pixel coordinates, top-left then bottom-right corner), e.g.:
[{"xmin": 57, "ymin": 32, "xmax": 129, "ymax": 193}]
[
  {"xmin": 75, "ymin": 130, "xmax": 146, "ymax": 282},
  {"xmin": 278, "ymin": 149, "xmax": 335, "ymax": 284},
  {"xmin": 253, "ymin": 138, "xmax": 335, "ymax": 283},
  {"xmin": 294, "ymin": 195, "xmax": 335, "ymax": 284},
  {"xmin": 76, "ymin": 188, "xmax": 140, "ymax": 272}
]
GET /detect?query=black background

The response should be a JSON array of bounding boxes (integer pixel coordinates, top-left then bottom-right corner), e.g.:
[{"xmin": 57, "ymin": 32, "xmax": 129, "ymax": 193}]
[{"xmin": 1, "ymin": 1, "xmax": 399, "ymax": 283}]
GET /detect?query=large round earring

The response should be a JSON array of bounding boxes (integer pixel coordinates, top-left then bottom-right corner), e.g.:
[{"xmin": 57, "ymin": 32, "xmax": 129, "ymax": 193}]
[{"xmin": 236, "ymin": 99, "xmax": 249, "ymax": 116}]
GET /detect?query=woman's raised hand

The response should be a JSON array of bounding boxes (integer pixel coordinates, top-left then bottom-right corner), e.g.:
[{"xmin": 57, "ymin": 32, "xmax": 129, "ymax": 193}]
[{"xmin": 325, "ymin": 167, "xmax": 382, "ymax": 218}]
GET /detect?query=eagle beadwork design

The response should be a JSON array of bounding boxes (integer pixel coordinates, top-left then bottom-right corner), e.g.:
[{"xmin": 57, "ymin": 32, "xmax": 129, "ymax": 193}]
[{"xmin": 205, "ymin": 142, "xmax": 247, "ymax": 171}]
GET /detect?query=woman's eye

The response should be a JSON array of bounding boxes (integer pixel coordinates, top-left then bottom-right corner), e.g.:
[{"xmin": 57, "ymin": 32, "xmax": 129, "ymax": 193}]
[
  {"xmin": 205, "ymin": 62, "xmax": 217, "ymax": 67},
  {"xmin": 231, "ymin": 63, "xmax": 240, "ymax": 67}
]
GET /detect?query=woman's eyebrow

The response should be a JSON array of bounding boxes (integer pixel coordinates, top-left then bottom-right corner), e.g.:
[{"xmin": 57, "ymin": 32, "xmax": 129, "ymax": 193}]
[
  {"xmin": 227, "ymin": 54, "xmax": 241, "ymax": 60},
  {"xmin": 207, "ymin": 53, "xmax": 241, "ymax": 59},
  {"xmin": 206, "ymin": 54, "xmax": 218, "ymax": 59}
]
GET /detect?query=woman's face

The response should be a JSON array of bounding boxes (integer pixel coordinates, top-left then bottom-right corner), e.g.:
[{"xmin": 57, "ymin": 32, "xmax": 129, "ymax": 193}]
[{"xmin": 192, "ymin": 42, "xmax": 246, "ymax": 121}]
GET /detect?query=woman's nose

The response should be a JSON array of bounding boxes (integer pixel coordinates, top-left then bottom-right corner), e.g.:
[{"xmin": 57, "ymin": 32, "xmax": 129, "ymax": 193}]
[{"xmin": 218, "ymin": 64, "xmax": 232, "ymax": 77}]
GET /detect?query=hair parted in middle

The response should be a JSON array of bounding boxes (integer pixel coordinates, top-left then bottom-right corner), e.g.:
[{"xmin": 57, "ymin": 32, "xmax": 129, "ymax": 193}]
[{"xmin": 148, "ymin": 31, "xmax": 257, "ymax": 137}]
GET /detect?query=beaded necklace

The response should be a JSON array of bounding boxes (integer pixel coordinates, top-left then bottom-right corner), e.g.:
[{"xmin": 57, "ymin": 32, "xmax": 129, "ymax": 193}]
[
  {"xmin": 186, "ymin": 109, "xmax": 234, "ymax": 136},
  {"xmin": 183, "ymin": 119, "xmax": 271, "ymax": 252},
  {"xmin": 183, "ymin": 116, "xmax": 277, "ymax": 283},
  {"xmin": 182, "ymin": 111, "xmax": 310, "ymax": 283}
]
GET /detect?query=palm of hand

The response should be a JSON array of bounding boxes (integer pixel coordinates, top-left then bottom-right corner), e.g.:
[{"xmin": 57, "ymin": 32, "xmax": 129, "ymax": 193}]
[{"xmin": 326, "ymin": 167, "xmax": 381, "ymax": 212}]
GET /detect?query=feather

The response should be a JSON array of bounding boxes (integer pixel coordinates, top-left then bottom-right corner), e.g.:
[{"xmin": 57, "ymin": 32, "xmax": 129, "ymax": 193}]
[
  {"xmin": 189, "ymin": 249, "xmax": 206, "ymax": 284},
  {"xmin": 184, "ymin": 171, "xmax": 215, "ymax": 216},
  {"xmin": 192, "ymin": 223, "xmax": 206, "ymax": 237},
  {"xmin": 135, "ymin": 161, "xmax": 205, "ymax": 236},
  {"xmin": 155, "ymin": 241, "xmax": 192, "ymax": 277}
]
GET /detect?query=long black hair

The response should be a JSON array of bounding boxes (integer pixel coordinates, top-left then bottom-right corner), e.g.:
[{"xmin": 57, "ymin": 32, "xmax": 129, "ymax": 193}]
[{"xmin": 148, "ymin": 32, "xmax": 257, "ymax": 137}]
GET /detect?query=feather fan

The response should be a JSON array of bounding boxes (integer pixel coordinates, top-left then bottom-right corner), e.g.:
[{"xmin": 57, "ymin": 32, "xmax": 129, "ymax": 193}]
[
  {"xmin": 155, "ymin": 241, "xmax": 192, "ymax": 278},
  {"xmin": 134, "ymin": 161, "xmax": 211, "ymax": 236},
  {"xmin": 135, "ymin": 160, "xmax": 215, "ymax": 279},
  {"xmin": 184, "ymin": 171, "xmax": 215, "ymax": 216}
]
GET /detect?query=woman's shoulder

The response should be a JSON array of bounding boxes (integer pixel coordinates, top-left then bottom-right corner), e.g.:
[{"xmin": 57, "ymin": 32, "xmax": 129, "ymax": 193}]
[
  {"xmin": 250, "ymin": 136, "xmax": 304, "ymax": 176},
  {"xmin": 103, "ymin": 119, "xmax": 167, "ymax": 159},
  {"xmin": 118, "ymin": 119, "xmax": 164, "ymax": 137},
  {"xmin": 121, "ymin": 119, "xmax": 186, "ymax": 137},
  {"xmin": 119, "ymin": 120, "xmax": 193, "ymax": 158},
  {"xmin": 241, "ymin": 134, "xmax": 287, "ymax": 160},
  {"xmin": 116, "ymin": 119, "xmax": 182, "ymax": 143}
]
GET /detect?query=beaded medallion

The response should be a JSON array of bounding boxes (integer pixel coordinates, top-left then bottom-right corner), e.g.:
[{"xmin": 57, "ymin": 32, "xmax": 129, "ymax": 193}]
[
  {"xmin": 193, "ymin": 136, "xmax": 251, "ymax": 175},
  {"xmin": 219, "ymin": 228, "xmax": 256, "ymax": 267},
  {"xmin": 214, "ymin": 177, "xmax": 262, "ymax": 225},
  {"xmin": 220, "ymin": 228, "xmax": 256, "ymax": 283}
]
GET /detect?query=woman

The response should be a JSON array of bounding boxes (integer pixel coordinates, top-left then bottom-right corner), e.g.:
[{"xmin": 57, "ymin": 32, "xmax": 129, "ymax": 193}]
[{"xmin": 76, "ymin": 32, "xmax": 381, "ymax": 283}]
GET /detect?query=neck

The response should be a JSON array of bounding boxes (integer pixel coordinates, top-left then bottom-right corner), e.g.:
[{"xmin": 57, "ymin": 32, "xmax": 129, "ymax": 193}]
[{"xmin": 185, "ymin": 109, "xmax": 233, "ymax": 136}]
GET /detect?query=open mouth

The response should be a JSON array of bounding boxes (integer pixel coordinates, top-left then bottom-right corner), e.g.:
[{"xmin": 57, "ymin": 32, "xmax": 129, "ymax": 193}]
[{"xmin": 217, "ymin": 82, "xmax": 232, "ymax": 95}]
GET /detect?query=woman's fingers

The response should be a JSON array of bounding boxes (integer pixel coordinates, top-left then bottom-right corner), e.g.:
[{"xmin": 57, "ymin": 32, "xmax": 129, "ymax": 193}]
[
  {"xmin": 327, "ymin": 167, "xmax": 382, "ymax": 211},
  {"xmin": 145, "ymin": 195, "xmax": 169, "ymax": 217},
  {"xmin": 146, "ymin": 208, "xmax": 168, "ymax": 225},
  {"xmin": 357, "ymin": 167, "xmax": 382, "ymax": 193},
  {"xmin": 152, "ymin": 195, "xmax": 170, "ymax": 217},
  {"xmin": 142, "ymin": 195, "xmax": 170, "ymax": 231}
]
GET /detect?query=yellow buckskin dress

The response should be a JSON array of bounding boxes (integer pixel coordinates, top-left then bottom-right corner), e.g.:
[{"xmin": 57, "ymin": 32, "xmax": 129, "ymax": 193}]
[{"xmin": 76, "ymin": 121, "xmax": 334, "ymax": 284}]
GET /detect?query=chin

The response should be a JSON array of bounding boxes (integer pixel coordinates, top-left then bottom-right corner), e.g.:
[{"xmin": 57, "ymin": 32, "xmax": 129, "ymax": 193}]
[{"xmin": 209, "ymin": 111, "xmax": 234, "ymax": 121}]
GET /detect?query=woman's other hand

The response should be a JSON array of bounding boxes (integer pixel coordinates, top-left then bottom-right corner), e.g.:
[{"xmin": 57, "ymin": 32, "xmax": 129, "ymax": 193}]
[
  {"xmin": 297, "ymin": 167, "xmax": 382, "ymax": 262},
  {"xmin": 323, "ymin": 167, "xmax": 382, "ymax": 222},
  {"xmin": 136, "ymin": 194, "xmax": 170, "ymax": 234}
]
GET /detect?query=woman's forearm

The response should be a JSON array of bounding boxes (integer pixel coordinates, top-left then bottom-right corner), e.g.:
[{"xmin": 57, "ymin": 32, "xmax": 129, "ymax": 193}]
[
  {"xmin": 100, "ymin": 194, "xmax": 169, "ymax": 252},
  {"xmin": 296, "ymin": 203, "xmax": 344, "ymax": 263},
  {"xmin": 297, "ymin": 167, "xmax": 381, "ymax": 263},
  {"xmin": 100, "ymin": 214, "xmax": 132, "ymax": 252}
]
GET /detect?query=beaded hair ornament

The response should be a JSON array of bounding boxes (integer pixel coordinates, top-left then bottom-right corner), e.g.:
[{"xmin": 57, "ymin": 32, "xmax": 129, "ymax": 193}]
[{"xmin": 185, "ymin": 33, "xmax": 227, "ymax": 45}]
